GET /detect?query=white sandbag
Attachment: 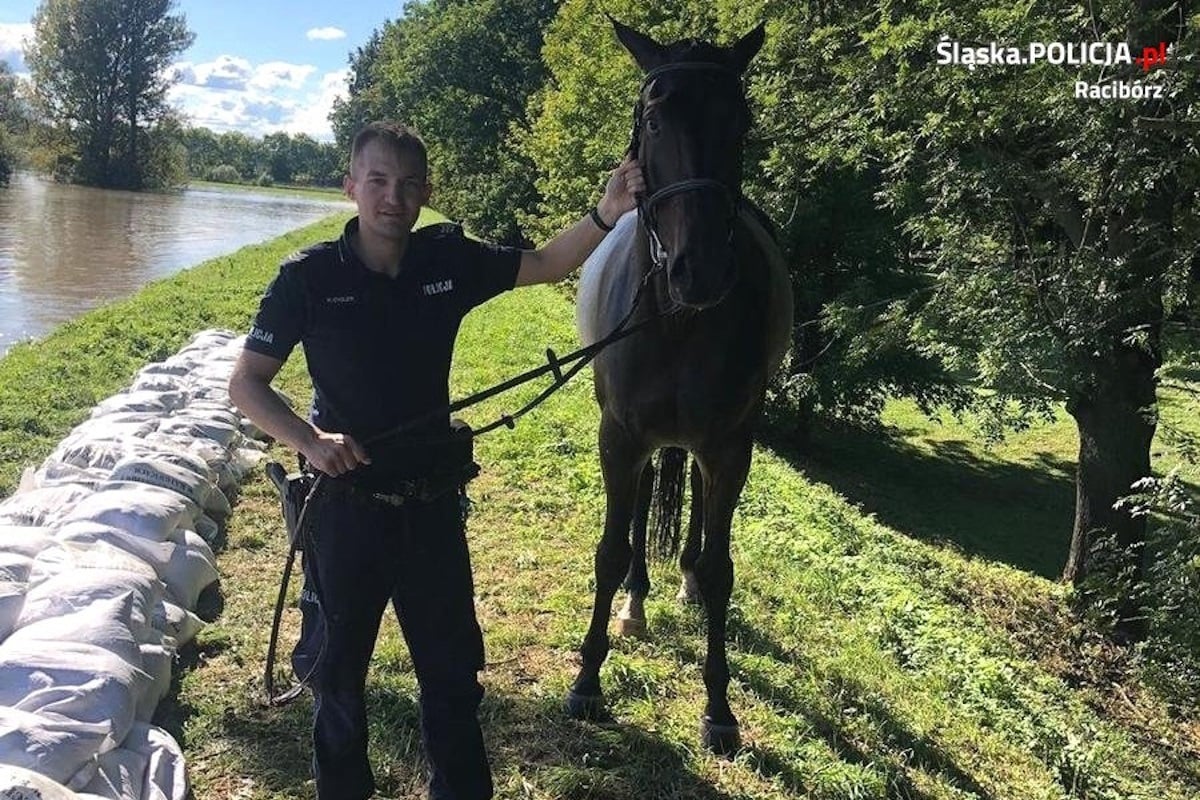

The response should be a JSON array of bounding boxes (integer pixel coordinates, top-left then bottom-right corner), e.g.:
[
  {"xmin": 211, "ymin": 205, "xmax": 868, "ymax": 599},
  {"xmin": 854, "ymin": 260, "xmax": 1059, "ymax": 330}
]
[
  {"xmin": 7, "ymin": 595, "xmax": 143, "ymax": 672},
  {"xmin": 55, "ymin": 523, "xmax": 217, "ymax": 610},
  {"xmin": 91, "ymin": 391, "xmax": 185, "ymax": 419},
  {"xmin": 135, "ymin": 643, "xmax": 174, "ymax": 723},
  {"xmin": 59, "ymin": 490, "xmax": 194, "ymax": 545},
  {"xmin": 0, "ymin": 484, "xmax": 93, "ymax": 528},
  {"xmin": 127, "ymin": 373, "xmax": 185, "ymax": 394},
  {"xmin": 0, "ymin": 640, "xmax": 150, "ymax": 773},
  {"xmin": 18, "ymin": 570, "xmax": 162, "ymax": 648},
  {"xmin": 192, "ymin": 515, "xmax": 218, "ymax": 544},
  {"xmin": 30, "ymin": 463, "xmax": 111, "ymax": 490},
  {"xmin": 0, "ymin": 581, "xmax": 25, "ymax": 643},
  {"xmin": 0, "ymin": 527, "xmax": 55, "ymax": 560},
  {"xmin": 106, "ymin": 458, "xmax": 227, "ymax": 519},
  {"xmin": 80, "ymin": 724, "xmax": 187, "ymax": 800},
  {"xmin": 28, "ymin": 541, "xmax": 159, "ymax": 583},
  {"xmin": 0, "ymin": 553, "xmax": 31, "ymax": 583},
  {"xmin": 153, "ymin": 601, "xmax": 203, "ymax": 646},
  {"xmin": 0, "ymin": 763, "xmax": 86, "ymax": 799},
  {"xmin": 154, "ymin": 416, "xmax": 240, "ymax": 449}
]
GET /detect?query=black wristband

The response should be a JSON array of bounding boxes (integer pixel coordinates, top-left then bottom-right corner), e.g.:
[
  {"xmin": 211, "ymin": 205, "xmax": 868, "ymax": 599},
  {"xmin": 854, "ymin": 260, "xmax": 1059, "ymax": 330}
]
[{"xmin": 590, "ymin": 206, "xmax": 615, "ymax": 232}]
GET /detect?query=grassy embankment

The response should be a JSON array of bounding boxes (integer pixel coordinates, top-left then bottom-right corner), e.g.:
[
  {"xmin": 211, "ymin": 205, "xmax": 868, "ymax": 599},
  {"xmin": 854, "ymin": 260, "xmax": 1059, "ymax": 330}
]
[
  {"xmin": 0, "ymin": 216, "xmax": 1197, "ymax": 799},
  {"xmin": 187, "ymin": 180, "xmax": 352, "ymax": 203}
]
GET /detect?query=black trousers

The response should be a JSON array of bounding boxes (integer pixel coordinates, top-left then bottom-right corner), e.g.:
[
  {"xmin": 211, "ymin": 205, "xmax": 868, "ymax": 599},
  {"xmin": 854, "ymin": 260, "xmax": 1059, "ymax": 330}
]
[{"xmin": 292, "ymin": 482, "xmax": 491, "ymax": 800}]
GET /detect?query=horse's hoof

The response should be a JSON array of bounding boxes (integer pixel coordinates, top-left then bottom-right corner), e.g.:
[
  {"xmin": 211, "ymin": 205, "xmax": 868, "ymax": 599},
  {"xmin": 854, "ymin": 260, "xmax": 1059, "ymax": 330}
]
[
  {"xmin": 677, "ymin": 574, "xmax": 701, "ymax": 605},
  {"xmin": 614, "ymin": 613, "xmax": 647, "ymax": 638},
  {"xmin": 565, "ymin": 690, "xmax": 608, "ymax": 722},
  {"xmin": 700, "ymin": 716, "xmax": 741, "ymax": 756}
]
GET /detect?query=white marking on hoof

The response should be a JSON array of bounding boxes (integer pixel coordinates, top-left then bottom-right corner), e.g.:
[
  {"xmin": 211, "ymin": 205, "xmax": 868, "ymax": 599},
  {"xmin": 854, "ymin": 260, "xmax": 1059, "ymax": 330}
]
[
  {"xmin": 677, "ymin": 572, "xmax": 700, "ymax": 604},
  {"xmin": 615, "ymin": 595, "xmax": 647, "ymax": 637}
]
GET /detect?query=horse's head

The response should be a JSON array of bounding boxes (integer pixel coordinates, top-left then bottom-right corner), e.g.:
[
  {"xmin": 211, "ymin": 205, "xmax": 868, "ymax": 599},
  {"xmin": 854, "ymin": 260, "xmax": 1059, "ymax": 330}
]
[{"xmin": 613, "ymin": 19, "xmax": 764, "ymax": 310}]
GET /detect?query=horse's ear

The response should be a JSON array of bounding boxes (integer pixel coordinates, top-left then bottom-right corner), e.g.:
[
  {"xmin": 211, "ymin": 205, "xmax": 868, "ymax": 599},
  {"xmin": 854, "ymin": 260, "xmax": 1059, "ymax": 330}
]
[
  {"xmin": 731, "ymin": 22, "xmax": 766, "ymax": 74},
  {"xmin": 609, "ymin": 15, "xmax": 669, "ymax": 73}
]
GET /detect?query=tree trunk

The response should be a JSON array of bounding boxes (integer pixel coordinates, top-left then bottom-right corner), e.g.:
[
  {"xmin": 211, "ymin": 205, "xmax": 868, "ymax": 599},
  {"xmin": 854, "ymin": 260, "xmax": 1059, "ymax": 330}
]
[{"xmin": 1064, "ymin": 344, "xmax": 1158, "ymax": 638}]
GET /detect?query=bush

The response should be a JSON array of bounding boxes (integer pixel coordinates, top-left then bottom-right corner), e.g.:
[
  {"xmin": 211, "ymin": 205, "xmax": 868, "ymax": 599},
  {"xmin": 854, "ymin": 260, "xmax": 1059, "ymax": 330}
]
[
  {"xmin": 207, "ymin": 163, "xmax": 241, "ymax": 183},
  {"xmin": 254, "ymin": 171, "xmax": 274, "ymax": 187}
]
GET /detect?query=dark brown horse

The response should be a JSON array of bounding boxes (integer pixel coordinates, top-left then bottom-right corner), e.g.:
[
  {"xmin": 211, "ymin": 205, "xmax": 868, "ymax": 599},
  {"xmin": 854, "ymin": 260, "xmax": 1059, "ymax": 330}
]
[{"xmin": 569, "ymin": 20, "xmax": 793, "ymax": 754}]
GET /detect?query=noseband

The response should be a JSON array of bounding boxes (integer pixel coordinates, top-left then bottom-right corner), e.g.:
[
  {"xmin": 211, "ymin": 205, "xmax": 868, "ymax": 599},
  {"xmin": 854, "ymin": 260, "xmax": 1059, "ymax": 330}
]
[{"xmin": 628, "ymin": 62, "xmax": 745, "ymax": 267}]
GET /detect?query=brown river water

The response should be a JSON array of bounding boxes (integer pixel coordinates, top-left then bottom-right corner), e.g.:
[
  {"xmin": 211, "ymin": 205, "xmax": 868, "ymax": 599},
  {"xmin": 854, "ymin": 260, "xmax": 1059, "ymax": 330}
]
[{"xmin": 0, "ymin": 172, "xmax": 352, "ymax": 356}]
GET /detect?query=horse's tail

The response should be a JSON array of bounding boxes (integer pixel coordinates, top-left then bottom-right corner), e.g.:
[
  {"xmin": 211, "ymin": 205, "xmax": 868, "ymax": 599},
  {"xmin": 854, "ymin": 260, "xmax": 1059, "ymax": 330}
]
[{"xmin": 650, "ymin": 447, "xmax": 688, "ymax": 559}]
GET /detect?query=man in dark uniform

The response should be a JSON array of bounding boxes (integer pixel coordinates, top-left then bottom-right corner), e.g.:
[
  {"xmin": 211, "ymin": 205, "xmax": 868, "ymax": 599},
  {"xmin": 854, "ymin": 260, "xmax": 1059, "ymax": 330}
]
[{"xmin": 227, "ymin": 121, "xmax": 642, "ymax": 800}]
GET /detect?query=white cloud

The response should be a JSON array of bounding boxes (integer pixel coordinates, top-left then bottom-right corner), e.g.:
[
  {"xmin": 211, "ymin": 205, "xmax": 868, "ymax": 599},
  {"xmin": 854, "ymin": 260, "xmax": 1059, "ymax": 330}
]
[
  {"xmin": 169, "ymin": 59, "xmax": 350, "ymax": 142},
  {"xmin": 173, "ymin": 55, "xmax": 254, "ymax": 91},
  {"xmin": 250, "ymin": 61, "xmax": 317, "ymax": 91},
  {"xmin": 306, "ymin": 27, "xmax": 346, "ymax": 41},
  {"xmin": 0, "ymin": 22, "xmax": 33, "ymax": 73}
]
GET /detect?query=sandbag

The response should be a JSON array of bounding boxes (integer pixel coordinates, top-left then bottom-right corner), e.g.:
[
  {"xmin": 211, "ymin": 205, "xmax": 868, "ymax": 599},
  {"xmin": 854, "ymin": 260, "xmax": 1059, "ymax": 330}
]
[
  {"xmin": 106, "ymin": 459, "xmax": 228, "ymax": 519},
  {"xmin": 7, "ymin": 595, "xmax": 143, "ymax": 673},
  {"xmin": 90, "ymin": 392, "xmax": 185, "ymax": 419},
  {"xmin": 59, "ymin": 490, "xmax": 195, "ymax": 545},
  {"xmin": 54, "ymin": 523, "xmax": 217, "ymax": 610},
  {"xmin": 0, "ymin": 527, "xmax": 55, "ymax": 560},
  {"xmin": 153, "ymin": 601, "xmax": 203, "ymax": 647},
  {"xmin": 0, "ymin": 763, "xmax": 86, "ymax": 799},
  {"xmin": 0, "ymin": 582, "xmax": 24, "ymax": 643},
  {"xmin": 0, "ymin": 641, "xmax": 151, "ymax": 779},
  {"xmin": 80, "ymin": 724, "xmax": 187, "ymax": 800},
  {"xmin": 18, "ymin": 571, "xmax": 162, "ymax": 648},
  {"xmin": 0, "ymin": 485, "xmax": 93, "ymax": 527}
]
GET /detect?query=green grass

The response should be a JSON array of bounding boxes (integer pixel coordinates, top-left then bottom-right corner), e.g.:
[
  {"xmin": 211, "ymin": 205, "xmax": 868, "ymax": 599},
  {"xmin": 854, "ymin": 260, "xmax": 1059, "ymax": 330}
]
[
  {"xmin": 187, "ymin": 179, "xmax": 353, "ymax": 202},
  {"xmin": 1, "ymin": 221, "xmax": 1198, "ymax": 799}
]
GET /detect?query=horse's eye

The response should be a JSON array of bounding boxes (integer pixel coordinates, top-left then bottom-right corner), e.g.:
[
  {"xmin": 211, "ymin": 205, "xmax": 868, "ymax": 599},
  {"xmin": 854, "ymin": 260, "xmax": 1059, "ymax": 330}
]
[{"xmin": 645, "ymin": 116, "xmax": 660, "ymax": 135}]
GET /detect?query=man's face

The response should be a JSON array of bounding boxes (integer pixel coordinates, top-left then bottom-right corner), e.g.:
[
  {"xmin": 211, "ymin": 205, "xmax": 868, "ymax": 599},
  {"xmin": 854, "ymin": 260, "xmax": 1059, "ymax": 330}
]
[{"xmin": 344, "ymin": 138, "xmax": 432, "ymax": 241}]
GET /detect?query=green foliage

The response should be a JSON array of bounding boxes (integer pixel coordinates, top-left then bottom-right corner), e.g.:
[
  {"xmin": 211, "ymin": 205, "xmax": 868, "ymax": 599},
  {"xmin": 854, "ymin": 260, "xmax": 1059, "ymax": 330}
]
[
  {"xmin": 26, "ymin": 0, "xmax": 194, "ymax": 189},
  {"xmin": 181, "ymin": 126, "xmax": 343, "ymax": 187},
  {"xmin": 207, "ymin": 163, "xmax": 241, "ymax": 183},
  {"xmin": 523, "ymin": 1, "xmax": 962, "ymax": 430},
  {"xmin": 332, "ymin": 0, "xmax": 559, "ymax": 245},
  {"xmin": 0, "ymin": 61, "xmax": 28, "ymax": 184}
]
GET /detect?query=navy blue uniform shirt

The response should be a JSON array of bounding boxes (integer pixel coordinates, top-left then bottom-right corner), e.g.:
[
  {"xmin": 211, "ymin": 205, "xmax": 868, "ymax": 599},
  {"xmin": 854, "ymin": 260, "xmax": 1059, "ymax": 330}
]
[{"xmin": 245, "ymin": 217, "xmax": 521, "ymax": 462}]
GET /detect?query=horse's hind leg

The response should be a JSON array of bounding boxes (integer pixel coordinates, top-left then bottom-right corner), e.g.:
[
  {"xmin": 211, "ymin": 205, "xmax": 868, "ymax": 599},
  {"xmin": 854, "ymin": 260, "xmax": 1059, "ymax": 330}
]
[
  {"xmin": 694, "ymin": 432, "xmax": 753, "ymax": 755},
  {"xmin": 677, "ymin": 459, "xmax": 703, "ymax": 603},
  {"xmin": 616, "ymin": 461, "xmax": 655, "ymax": 637},
  {"xmin": 566, "ymin": 416, "xmax": 644, "ymax": 721}
]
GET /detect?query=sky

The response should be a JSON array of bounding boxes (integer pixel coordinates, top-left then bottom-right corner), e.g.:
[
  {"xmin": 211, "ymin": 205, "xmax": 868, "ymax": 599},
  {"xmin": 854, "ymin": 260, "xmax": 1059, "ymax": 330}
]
[{"xmin": 0, "ymin": 1, "xmax": 405, "ymax": 141}]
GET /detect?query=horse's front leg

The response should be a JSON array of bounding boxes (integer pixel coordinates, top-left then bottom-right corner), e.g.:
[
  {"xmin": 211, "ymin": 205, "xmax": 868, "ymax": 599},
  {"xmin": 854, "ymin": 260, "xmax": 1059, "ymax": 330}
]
[
  {"xmin": 693, "ymin": 432, "xmax": 753, "ymax": 755},
  {"xmin": 677, "ymin": 458, "xmax": 703, "ymax": 603},
  {"xmin": 566, "ymin": 415, "xmax": 645, "ymax": 720},
  {"xmin": 616, "ymin": 460, "xmax": 654, "ymax": 637}
]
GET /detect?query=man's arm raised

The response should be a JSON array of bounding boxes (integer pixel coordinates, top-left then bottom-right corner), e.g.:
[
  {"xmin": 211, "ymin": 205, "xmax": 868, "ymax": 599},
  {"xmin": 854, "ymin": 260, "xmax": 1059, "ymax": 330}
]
[{"xmin": 515, "ymin": 156, "xmax": 644, "ymax": 287}]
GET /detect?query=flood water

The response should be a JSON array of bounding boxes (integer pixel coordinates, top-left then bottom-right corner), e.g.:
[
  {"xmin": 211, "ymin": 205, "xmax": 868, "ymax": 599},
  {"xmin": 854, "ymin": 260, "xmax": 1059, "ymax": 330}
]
[{"xmin": 0, "ymin": 172, "xmax": 352, "ymax": 356}]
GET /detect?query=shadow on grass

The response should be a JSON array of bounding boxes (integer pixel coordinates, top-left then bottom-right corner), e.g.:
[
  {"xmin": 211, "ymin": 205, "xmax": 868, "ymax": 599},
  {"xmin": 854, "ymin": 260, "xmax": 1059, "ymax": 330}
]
[{"xmin": 760, "ymin": 418, "xmax": 1076, "ymax": 579}]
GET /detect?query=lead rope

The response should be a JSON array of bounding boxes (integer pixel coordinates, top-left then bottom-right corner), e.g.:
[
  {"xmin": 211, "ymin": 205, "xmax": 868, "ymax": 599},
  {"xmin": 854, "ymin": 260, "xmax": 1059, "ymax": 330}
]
[{"xmin": 262, "ymin": 254, "xmax": 669, "ymax": 706}]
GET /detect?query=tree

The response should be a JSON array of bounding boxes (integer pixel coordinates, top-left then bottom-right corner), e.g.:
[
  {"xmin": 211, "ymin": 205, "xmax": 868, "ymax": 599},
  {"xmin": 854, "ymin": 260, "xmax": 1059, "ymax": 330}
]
[
  {"xmin": 25, "ymin": 0, "xmax": 194, "ymax": 188},
  {"xmin": 333, "ymin": 0, "xmax": 560, "ymax": 245},
  {"xmin": 0, "ymin": 61, "xmax": 27, "ymax": 184},
  {"xmin": 522, "ymin": 0, "xmax": 1200, "ymax": 633}
]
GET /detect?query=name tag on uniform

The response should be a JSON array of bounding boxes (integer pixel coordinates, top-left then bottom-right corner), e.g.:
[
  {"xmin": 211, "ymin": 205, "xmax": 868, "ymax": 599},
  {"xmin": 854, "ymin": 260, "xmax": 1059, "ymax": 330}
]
[{"xmin": 423, "ymin": 279, "xmax": 454, "ymax": 297}]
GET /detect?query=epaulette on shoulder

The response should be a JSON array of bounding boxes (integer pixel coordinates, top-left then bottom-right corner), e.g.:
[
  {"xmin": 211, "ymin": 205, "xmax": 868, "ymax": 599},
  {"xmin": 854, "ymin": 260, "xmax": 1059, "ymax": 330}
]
[
  {"xmin": 280, "ymin": 240, "xmax": 334, "ymax": 268},
  {"xmin": 415, "ymin": 221, "xmax": 466, "ymax": 240}
]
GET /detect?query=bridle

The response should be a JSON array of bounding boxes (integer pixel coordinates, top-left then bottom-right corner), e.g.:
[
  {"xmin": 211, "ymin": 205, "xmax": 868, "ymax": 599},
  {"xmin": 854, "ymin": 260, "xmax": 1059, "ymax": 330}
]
[{"xmin": 628, "ymin": 61, "xmax": 746, "ymax": 268}]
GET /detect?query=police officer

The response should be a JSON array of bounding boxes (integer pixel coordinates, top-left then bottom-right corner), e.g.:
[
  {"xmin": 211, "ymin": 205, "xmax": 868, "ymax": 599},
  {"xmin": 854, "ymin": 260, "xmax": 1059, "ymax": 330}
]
[{"xmin": 228, "ymin": 121, "xmax": 643, "ymax": 800}]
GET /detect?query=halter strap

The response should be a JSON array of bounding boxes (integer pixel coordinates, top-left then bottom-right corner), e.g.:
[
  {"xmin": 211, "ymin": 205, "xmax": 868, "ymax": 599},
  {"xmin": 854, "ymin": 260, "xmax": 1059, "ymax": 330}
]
[{"xmin": 628, "ymin": 61, "xmax": 746, "ymax": 268}]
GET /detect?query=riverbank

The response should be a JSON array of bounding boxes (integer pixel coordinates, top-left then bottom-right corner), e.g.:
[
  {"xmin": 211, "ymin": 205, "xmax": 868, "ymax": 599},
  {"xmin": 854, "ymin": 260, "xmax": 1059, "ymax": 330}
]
[
  {"xmin": 1, "ymin": 221, "xmax": 1197, "ymax": 799},
  {"xmin": 186, "ymin": 180, "xmax": 352, "ymax": 203}
]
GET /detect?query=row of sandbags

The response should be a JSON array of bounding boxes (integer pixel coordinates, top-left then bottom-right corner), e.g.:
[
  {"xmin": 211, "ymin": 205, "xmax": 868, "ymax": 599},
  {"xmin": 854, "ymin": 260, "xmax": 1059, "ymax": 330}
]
[{"xmin": 0, "ymin": 330, "xmax": 266, "ymax": 799}]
